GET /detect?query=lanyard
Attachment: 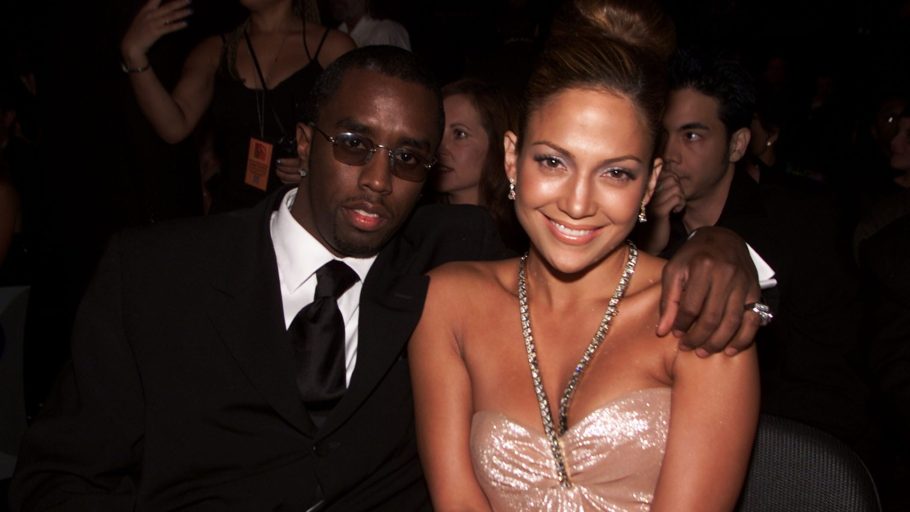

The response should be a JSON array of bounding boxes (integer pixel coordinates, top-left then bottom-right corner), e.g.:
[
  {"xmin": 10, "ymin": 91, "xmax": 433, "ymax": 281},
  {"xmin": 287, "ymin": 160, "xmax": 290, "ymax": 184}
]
[{"xmin": 243, "ymin": 30, "xmax": 288, "ymax": 140}]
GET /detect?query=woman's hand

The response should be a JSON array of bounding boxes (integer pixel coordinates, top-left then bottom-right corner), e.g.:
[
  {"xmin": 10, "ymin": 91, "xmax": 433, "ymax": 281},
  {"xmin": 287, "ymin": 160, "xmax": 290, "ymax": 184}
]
[
  {"xmin": 275, "ymin": 158, "xmax": 303, "ymax": 185},
  {"xmin": 121, "ymin": 0, "xmax": 194, "ymax": 68}
]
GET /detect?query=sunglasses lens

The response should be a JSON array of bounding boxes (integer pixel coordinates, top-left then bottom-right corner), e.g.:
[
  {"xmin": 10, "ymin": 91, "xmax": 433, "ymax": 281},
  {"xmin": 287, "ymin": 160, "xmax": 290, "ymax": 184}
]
[
  {"xmin": 390, "ymin": 149, "xmax": 429, "ymax": 181},
  {"xmin": 332, "ymin": 133, "xmax": 372, "ymax": 165},
  {"xmin": 327, "ymin": 131, "xmax": 432, "ymax": 182}
]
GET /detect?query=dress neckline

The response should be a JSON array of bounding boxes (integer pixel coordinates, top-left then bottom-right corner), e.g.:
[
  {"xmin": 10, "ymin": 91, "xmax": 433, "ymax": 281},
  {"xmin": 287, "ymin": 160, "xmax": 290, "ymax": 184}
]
[{"xmin": 472, "ymin": 386, "xmax": 671, "ymax": 438}]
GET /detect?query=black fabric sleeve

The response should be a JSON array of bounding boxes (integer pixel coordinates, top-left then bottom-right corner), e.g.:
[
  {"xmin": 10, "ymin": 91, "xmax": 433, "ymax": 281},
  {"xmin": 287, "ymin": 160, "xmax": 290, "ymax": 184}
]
[{"xmin": 10, "ymin": 233, "xmax": 143, "ymax": 511}]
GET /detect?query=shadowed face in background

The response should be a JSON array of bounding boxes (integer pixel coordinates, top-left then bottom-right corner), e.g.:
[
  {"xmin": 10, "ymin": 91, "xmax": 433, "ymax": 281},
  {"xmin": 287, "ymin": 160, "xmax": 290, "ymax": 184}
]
[
  {"xmin": 434, "ymin": 94, "xmax": 490, "ymax": 203},
  {"xmin": 662, "ymin": 87, "xmax": 735, "ymax": 202}
]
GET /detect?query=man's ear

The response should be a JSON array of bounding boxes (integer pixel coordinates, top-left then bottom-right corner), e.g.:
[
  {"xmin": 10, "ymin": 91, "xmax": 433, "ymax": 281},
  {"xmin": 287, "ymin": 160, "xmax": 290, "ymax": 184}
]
[
  {"xmin": 642, "ymin": 158, "xmax": 663, "ymax": 207},
  {"xmin": 296, "ymin": 122, "xmax": 313, "ymax": 163},
  {"xmin": 729, "ymin": 127, "xmax": 751, "ymax": 163},
  {"xmin": 503, "ymin": 130, "xmax": 519, "ymax": 184}
]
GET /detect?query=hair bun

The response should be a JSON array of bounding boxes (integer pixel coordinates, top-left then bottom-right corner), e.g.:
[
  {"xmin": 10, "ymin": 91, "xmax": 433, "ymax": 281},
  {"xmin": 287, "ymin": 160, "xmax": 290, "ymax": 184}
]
[{"xmin": 551, "ymin": 0, "xmax": 676, "ymax": 61}]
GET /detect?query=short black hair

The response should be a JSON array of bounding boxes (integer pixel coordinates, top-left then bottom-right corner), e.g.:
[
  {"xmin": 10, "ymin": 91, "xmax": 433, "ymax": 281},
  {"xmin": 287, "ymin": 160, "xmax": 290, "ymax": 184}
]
[
  {"xmin": 668, "ymin": 48, "xmax": 756, "ymax": 137},
  {"xmin": 301, "ymin": 45, "xmax": 444, "ymax": 140}
]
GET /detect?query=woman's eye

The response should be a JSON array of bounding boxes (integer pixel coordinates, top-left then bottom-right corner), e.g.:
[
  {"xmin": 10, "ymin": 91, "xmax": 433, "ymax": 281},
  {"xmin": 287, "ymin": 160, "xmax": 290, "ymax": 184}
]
[
  {"xmin": 603, "ymin": 168, "xmax": 632, "ymax": 180},
  {"xmin": 454, "ymin": 129, "xmax": 467, "ymax": 139},
  {"xmin": 533, "ymin": 154, "xmax": 563, "ymax": 169}
]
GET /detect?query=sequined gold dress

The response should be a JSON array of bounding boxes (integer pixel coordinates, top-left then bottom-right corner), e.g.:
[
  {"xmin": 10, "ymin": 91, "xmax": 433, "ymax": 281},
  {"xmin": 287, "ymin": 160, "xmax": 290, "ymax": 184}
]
[{"xmin": 470, "ymin": 387, "xmax": 671, "ymax": 511}]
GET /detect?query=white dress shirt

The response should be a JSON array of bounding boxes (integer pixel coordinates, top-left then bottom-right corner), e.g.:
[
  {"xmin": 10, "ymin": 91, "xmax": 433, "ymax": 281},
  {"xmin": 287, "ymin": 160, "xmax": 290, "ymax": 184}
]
[{"xmin": 270, "ymin": 189, "xmax": 377, "ymax": 386}]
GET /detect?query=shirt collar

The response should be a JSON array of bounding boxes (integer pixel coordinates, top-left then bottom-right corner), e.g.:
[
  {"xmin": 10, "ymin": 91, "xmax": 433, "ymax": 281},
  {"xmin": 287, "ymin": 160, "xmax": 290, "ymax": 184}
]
[{"xmin": 271, "ymin": 189, "xmax": 376, "ymax": 294}]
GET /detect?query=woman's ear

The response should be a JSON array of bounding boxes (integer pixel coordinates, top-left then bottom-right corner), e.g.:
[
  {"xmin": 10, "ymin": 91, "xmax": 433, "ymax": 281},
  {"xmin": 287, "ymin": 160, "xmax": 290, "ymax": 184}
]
[
  {"xmin": 503, "ymin": 130, "xmax": 519, "ymax": 184},
  {"xmin": 643, "ymin": 157, "xmax": 663, "ymax": 206}
]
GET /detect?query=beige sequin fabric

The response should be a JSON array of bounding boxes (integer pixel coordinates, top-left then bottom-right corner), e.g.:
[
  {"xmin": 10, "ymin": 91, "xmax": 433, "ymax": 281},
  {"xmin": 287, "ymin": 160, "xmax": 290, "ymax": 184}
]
[{"xmin": 470, "ymin": 387, "xmax": 671, "ymax": 511}]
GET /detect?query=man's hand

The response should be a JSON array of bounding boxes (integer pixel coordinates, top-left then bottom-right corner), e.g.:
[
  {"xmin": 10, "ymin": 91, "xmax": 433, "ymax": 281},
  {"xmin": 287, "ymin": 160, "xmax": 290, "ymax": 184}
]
[
  {"xmin": 651, "ymin": 171, "xmax": 687, "ymax": 219},
  {"xmin": 657, "ymin": 226, "xmax": 761, "ymax": 356}
]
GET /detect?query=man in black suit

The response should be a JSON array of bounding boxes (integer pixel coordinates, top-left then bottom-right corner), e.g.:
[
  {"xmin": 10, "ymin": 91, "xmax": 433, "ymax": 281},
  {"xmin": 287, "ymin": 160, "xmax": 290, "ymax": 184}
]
[
  {"xmin": 10, "ymin": 46, "xmax": 761, "ymax": 511},
  {"xmin": 638, "ymin": 48, "xmax": 869, "ymax": 444}
]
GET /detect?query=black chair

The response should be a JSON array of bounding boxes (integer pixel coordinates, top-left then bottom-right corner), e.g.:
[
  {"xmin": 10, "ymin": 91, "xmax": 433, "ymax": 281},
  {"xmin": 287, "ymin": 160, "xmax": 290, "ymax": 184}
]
[{"xmin": 736, "ymin": 414, "xmax": 881, "ymax": 512}]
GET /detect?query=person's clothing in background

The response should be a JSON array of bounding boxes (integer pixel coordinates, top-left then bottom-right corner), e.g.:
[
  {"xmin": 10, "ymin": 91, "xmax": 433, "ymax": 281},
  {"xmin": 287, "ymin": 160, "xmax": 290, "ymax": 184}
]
[
  {"xmin": 339, "ymin": 14, "xmax": 410, "ymax": 50},
  {"xmin": 207, "ymin": 27, "xmax": 331, "ymax": 213}
]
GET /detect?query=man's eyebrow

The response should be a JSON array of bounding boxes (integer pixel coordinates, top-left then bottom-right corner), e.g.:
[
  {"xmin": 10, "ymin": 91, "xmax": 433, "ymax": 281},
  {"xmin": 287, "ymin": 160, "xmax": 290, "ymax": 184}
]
[
  {"xmin": 399, "ymin": 136, "xmax": 432, "ymax": 150},
  {"xmin": 679, "ymin": 122, "xmax": 711, "ymax": 131},
  {"xmin": 335, "ymin": 118, "xmax": 372, "ymax": 135}
]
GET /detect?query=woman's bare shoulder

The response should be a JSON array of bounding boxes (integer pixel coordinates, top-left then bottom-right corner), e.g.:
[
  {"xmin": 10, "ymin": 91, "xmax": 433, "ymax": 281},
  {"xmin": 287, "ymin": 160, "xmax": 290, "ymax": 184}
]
[
  {"xmin": 310, "ymin": 24, "xmax": 356, "ymax": 67},
  {"xmin": 427, "ymin": 258, "xmax": 518, "ymax": 296},
  {"xmin": 619, "ymin": 251, "xmax": 675, "ymax": 361},
  {"xmin": 186, "ymin": 35, "xmax": 225, "ymax": 70},
  {"xmin": 430, "ymin": 258, "xmax": 516, "ymax": 280},
  {"xmin": 627, "ymin": 250, "xmax": 666, "ymax": 298}
]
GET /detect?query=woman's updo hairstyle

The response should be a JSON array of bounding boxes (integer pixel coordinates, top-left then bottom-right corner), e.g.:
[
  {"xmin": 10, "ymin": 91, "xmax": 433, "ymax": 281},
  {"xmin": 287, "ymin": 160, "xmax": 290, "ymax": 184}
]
[{"xmin": 518, "ymin": 0, "xmax": 676, "ymax": 156}]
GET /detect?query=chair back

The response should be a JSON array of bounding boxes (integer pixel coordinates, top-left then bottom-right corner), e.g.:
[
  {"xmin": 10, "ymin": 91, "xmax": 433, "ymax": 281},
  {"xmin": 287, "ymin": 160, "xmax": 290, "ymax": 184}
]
[
  {"xmin": 0, "ymin": 286, "xmax": 29, "ymax": 479},
  {"xmin": 736, "ymin": 414, "xmax": 881, "ymax": 512}
]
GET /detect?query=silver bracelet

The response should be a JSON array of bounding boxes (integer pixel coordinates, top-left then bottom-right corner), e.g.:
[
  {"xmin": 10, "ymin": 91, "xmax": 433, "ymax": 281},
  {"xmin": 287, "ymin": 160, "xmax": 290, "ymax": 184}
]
[{"xmin": 121, "ymin": 61, "xmax": 151, "ymax": 74}]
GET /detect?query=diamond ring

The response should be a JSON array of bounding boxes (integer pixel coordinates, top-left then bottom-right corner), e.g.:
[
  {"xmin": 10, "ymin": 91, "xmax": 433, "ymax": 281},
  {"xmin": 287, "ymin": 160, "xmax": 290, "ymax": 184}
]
[{"xmin": 744, "ymin": 302, "xmax": 773, "ymax": 326}]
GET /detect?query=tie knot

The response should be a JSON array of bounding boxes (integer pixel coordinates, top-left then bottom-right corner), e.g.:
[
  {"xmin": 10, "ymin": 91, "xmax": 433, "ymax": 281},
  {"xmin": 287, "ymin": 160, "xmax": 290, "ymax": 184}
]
[{"xmin": 314, "ymin": 260, "xmax": 359, "ymax": 300}]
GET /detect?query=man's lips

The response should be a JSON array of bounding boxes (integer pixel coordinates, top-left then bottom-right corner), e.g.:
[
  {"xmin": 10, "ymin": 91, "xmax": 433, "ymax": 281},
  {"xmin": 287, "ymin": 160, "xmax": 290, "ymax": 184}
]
[{"xmin": 342, "ymin": 200, "xmax": 390, "ymax": 231}]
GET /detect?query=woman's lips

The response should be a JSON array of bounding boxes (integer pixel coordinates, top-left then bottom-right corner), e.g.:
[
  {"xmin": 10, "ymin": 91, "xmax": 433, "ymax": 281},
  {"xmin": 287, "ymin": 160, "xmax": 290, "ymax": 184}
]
[{"xmin": 545, "ymin": 216, "xmax": 601, "ymax": 244}]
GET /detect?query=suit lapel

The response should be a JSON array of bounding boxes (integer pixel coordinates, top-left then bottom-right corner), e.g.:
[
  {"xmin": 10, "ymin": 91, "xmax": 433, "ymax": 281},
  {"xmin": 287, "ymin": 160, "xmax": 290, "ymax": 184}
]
[
  {"xmin": 206, "ymin": 192, "xmax": 316, "ymax": 437},
  {"xmin": 316, "ymin": 240, "xmax": 429, "ymax": 438}
]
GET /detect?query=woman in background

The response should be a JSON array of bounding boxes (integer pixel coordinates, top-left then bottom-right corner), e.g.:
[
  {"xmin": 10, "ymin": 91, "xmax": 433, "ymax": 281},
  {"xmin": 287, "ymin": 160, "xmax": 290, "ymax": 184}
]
[
  {"xmin": 121, "ymin": 0, "xmax": 354, "ymax": 212},
  {"xmin": 433, "ymin": 78, "xmax": 526, "ymax": 251}
]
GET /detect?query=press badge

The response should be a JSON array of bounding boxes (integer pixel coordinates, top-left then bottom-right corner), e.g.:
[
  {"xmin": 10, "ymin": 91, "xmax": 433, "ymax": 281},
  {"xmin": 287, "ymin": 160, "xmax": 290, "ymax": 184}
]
[{"xmin": 245, "ymin": 137, "xmax": 272, "ymax": 191}]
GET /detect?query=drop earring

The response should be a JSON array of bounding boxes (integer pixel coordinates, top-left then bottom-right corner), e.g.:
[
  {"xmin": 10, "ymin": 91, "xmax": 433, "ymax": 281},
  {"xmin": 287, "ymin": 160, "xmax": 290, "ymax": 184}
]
[
  {"xmin": 508, "ymin": 180, "xmax": 516, "ymax": 201},
  {"xmin": 638, "ymin": 202, "xmax": 647, "ymax": 223}
]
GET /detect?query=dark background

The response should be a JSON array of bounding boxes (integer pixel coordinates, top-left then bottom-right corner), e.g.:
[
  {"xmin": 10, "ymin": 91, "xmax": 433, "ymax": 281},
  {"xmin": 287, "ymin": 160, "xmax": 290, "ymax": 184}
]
[
  {"xmin": 0, "ymin": 0, "xmax": 908, "ymax": 509},
  {"xmin": 0, "ymin": 0, "xmax": 908, "ymax": 455}
]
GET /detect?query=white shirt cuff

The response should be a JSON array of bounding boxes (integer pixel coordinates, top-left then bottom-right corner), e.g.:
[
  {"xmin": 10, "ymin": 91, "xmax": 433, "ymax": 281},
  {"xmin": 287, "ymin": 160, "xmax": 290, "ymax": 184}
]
[{"xmin": 747, "ymin": 243, "xmax": 777, "ymax": 289}]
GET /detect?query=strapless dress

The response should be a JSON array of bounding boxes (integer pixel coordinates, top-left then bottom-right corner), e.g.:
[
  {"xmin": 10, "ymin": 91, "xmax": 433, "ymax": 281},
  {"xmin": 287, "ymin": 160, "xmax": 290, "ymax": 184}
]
[{"xmin": 470, "ymin": 387, "xmax": 671, "ymax": 511}]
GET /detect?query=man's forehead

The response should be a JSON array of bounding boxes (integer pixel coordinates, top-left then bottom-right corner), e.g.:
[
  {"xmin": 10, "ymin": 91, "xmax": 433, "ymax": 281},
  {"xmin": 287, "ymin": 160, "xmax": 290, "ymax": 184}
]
[
  {"xmin": 335, "ymin": 68, "xmax": 427, "ymax": 104},
  {"xmin": 326, "ymin": 68, "xmax": 440, "ymax": 141},
  {"xmin": 668, "ymin": 88, "xmax": 722, "ymax": 126}
]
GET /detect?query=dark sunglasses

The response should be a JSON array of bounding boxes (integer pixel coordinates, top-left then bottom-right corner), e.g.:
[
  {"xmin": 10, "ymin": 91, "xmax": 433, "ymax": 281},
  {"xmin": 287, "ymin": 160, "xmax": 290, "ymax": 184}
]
[{"xmin": 309, "ymin": 124, "xmax": 436, "ymax": 182}]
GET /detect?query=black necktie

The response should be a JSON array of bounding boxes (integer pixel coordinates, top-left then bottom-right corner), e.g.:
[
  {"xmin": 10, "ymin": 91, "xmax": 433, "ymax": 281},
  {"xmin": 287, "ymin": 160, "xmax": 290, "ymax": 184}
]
[{"xmin": 289, "ymin": 260, "xmax": 359, "ymax": 408}]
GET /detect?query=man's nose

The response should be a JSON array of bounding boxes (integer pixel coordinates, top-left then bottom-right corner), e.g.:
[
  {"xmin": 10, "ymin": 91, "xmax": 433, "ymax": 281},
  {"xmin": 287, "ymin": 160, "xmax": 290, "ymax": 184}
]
[{"xmin": 358, "ymin": 149, "xmax": 394, "ymax": 195}]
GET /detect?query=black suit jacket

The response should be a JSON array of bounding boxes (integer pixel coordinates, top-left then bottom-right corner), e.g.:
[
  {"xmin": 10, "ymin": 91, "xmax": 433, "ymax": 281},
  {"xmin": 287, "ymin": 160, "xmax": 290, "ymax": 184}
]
[
  {"xmin": 10, "ymin": 189, "xmax": 508, "ymax": 511},
  {"xmin": 661, "ymin": 170, "xmax": 869, "ymax": 442}
]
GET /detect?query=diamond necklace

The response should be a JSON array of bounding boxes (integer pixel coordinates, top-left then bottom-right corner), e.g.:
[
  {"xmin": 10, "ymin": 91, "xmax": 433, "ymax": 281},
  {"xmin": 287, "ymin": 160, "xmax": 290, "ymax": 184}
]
[{"xmin": 517, "ymin": 241, "xmax": 638, "ymax": 488}]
